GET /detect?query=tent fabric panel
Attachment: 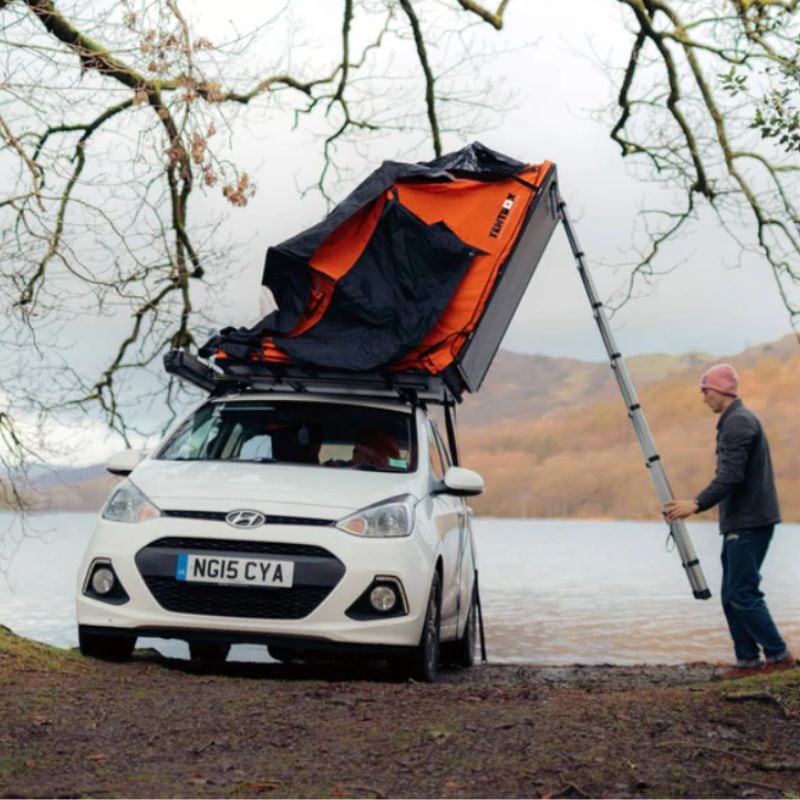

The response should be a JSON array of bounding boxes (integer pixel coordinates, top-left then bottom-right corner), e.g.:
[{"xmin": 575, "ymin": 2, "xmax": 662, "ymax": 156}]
[
  {"xmin": 424, "ymin": 141, "xmax": 527, "ymax": 176},
  {"xmin": 199, "ymin": 249, "xmax": 310, "ymax": 360},
  {"xmin": 282, "ymin": 271, "xmax": 337, "ymax": 338},
  {"xmin": 387, "ymin": 164, "xmax": 550, "ymax": 373},
  {"xmin": 256, "ymin": 341, "xmax": 292, "ymax": 364},
  {"xmin": 268, "ymin": 142, "xmax": 525, "ymax": 269},
  {"xmin": 257, "ymin": 142, "xmax": 532, "ymax": 322},
  {"xmin": 272, "ymin": 200, "xmax": 478, "ymax": 371},
  {"xmin": 250, "ymin": 195, "xmax": 386, "ymax": 355},
  {"xmin": 393, "ymin": 177, "xmax": 532, "ymax": 254},
  {"xmin": 251, "ymin": 249, "xmax": 312, "ymax": 336},
  {"xmin": 308, "ymin": 195, "xmax": 387, "ymax": 281},
  {"xmin": 267, "ymin": 160, "xmax": 438, "ymax": 265},
  {"xmin": 457, "ymin": 164, "xmax": 559, "ymax": 391}
]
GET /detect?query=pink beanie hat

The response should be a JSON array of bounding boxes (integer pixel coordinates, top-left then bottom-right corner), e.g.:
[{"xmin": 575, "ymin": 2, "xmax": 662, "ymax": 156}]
[{"xmin": 700, "ymin": 363, "xmax": 739, "ymax": 397}]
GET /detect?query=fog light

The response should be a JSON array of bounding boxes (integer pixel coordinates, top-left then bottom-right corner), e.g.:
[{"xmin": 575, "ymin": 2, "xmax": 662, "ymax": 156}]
[
  {"xmin": 91, "ymin": 567, "xmax": 115, "ymax": 595},
  {"xmin": 369, "ymin": 585, "xmax": 397, "ymax": 612}
]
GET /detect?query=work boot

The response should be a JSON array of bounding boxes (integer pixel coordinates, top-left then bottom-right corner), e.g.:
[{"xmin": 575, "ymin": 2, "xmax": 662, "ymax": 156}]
[
  {"xmin": 762, "ymin": 652, "xmax": 796, "ymax": 675},
  {"xmin": 718, "ymin": 659, "xmax": 763, "ymax": 681}
]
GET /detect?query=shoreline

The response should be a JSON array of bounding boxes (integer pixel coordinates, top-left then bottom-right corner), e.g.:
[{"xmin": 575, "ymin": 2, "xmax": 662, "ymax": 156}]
[
  {"xmin": 2, "ymin": 626, "xmax": 799, "ymax": 798},
  {"xmin": 0, "ymin": 622, "xmax": 738, "ymax": 674}
]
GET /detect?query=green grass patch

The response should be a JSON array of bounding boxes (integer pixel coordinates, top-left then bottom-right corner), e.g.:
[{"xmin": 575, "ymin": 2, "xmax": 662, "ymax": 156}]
[
  {"xmin": 0, "ymin": 746, "xmax": 46, "ymax": 778},
  {"xmin": 0, "ymin": 625, "xmax": 84, "ymax": 674},
  {"xmin": 0, "ymin": 755, "xmax": 28, "ymax": 778}
]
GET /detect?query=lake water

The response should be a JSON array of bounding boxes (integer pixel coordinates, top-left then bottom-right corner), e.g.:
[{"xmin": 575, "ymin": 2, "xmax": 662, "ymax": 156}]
[{"xmin": 1, "ymin": 512, "xmax": 798, "ymax": 665}]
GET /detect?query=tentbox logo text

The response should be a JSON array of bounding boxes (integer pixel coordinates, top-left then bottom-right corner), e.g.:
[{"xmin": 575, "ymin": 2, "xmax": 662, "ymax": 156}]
[{"xmin": 488, "ymin": 193, "xmax": 518, "ymax": 238}]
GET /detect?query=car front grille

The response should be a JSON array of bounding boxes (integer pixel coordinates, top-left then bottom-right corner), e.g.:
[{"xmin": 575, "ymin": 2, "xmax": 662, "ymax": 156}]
[
  {"xmin": 147, "ymin": 537, "xmax": 332, "ymax": 558},
  {"xmin": 135, "ymin": 538, "xmax": 345, "ymax": 620},
  {"xmin": 162, "ymin": 510, "xmax": 335, "ymax": 526},
  {"xmin": 142, "ymin": 577, "xmax": 333, "ymax": 619}
]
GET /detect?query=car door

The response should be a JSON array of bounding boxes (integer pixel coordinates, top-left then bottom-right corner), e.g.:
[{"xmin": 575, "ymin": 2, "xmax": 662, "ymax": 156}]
[
  {"xmin": 432, "ymin": 424, "xmax": 473, "ymax": 633},
  {"xmin": 427, "ymin": 421, "xmax": 462, "ymax": 638}
]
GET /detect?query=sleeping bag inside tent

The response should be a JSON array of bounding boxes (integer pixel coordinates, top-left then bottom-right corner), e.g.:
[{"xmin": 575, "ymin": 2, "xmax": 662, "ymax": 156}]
[{"xmin": 202, "ymin": 142, "xmax": 560, "ymax": 397}]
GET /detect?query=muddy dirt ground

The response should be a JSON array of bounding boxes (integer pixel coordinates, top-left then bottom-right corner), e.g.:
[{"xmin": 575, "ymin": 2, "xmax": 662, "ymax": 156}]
[{"xmin": 1, "ymin": 627, "xmax": 799, "ymax": 799}]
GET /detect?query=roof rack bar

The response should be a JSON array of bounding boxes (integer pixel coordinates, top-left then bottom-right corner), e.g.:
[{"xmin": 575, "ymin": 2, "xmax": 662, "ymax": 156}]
[
  {"xmin": 163, "ymin": 349, "xmax": 219, "ymax": 392},
  {"xmin": 162, "ymin": 349, "xmax": 456, "ymax": 405}
]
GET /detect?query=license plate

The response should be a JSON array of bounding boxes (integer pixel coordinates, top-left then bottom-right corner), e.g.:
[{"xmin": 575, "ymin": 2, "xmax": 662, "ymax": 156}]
[{"xmin": 175, "ymin": 554, "xmax": 294, "ymax": 588}]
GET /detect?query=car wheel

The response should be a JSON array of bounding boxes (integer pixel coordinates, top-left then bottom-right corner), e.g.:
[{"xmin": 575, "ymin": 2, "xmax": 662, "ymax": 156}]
[
  {"xmin": 405, "ymin": 571, "xmax": 441, "ymax": 683},
  {"xmin": 188, "ymin": 642, "xmax": 231, "ymax": 662},
  {"xmin": 448, "ymin": 586, "xmax": 476, "ymax": 668},
  {"xmin": 78, "ymin": 627, "xmax": 135, "ymax": 661}
]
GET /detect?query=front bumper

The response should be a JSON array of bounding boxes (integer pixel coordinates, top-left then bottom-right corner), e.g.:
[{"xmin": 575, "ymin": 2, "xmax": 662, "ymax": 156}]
[
  {"xmin": 76, "ymin": 517, "xmax": 435, "ymax": 648},
  {"xmin": 78, "ymin": 624, "xmax": 415, "ymax": 657}
]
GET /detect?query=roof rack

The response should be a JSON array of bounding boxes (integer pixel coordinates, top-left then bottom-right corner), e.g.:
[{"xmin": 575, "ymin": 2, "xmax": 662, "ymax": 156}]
[{"xmin": 163, "ymin": 349, "xmax": 457, "ymax": 405}]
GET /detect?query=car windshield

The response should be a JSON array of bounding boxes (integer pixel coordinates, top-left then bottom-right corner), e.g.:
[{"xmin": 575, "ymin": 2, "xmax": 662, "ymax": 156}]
[{"xmin": 156, "ymin": 400, "xmax": 417, "ymax": 473}]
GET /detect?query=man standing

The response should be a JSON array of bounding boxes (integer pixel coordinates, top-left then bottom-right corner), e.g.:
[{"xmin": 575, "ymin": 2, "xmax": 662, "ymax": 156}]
[{"xmin": 664, "ymin": 364, "xmax": 794, "ymax": 679}]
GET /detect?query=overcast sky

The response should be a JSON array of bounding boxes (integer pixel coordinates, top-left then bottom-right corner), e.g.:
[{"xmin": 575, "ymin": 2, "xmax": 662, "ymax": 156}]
[
  {"xmin": 188, "ymin": 0, "xmax": 794, "ymax": 363},
  {"xmin": 14, "ymin": 0, "xmax": 796, "ymax": 466}
]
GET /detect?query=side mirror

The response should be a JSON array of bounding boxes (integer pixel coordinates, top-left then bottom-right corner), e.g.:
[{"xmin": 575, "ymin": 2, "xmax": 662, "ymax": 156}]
[
  {"xmin": 436, "ymin": 466, "xmax": 485, "ymax": 497},
  {"xmin": 106, "ymin": 449, "xmax": 146, "ymax": 476}
]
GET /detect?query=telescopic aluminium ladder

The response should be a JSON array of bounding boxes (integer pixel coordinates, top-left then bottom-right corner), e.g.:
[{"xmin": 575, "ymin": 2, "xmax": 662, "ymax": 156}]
[{"xmin": 557, "ymin": 196, "xmax": 712, "ymax": 600}]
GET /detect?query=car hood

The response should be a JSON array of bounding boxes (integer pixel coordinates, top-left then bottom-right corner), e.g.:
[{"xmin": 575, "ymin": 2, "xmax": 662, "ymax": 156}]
[{"xmin": 129, "ymin": 458, "xmax": 420, "ymax": 518}]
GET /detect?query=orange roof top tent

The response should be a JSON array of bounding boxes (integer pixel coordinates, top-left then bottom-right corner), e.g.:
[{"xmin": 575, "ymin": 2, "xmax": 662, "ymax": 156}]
[{"xmin": 200, "ymin": 142, "xmax": 560, "ymax": 399}]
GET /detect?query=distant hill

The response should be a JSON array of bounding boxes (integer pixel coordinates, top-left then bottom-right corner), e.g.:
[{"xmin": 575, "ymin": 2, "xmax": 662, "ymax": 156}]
[
  {"xmin": 29, "ymin": 463, "xmax": 108, "ymax": 490},
  {"xmin": 459, "ymin": 334, "xmax": 800, "ymax": 520},
  {"xmin": 17, "ymin": 334, "xmax": 800, "ymax": 521},
  {"xmin": 22, "ymin": 464, "xmax": 119, "ymax": 512},
  {"xmin": 456, "ymin": 348, "xmax": 713, "ymax": 429}
]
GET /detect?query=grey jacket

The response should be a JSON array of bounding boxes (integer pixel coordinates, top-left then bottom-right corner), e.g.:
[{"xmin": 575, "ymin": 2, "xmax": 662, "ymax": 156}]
[{"xmin": 695, "ymin": 399, "xmax": 781, "ymax": 534}]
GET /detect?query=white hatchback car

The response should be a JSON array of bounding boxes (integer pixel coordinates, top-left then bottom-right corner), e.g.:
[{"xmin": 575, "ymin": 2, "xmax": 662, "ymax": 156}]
[{"xmin": 76, "ymin": 392, "xmax": 484, "ymax": 681}]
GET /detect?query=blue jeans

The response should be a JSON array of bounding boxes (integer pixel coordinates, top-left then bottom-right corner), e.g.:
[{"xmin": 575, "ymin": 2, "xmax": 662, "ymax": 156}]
[{"xmin": 721, "ymin": 526, "xmax": 787, "ymax": 663}]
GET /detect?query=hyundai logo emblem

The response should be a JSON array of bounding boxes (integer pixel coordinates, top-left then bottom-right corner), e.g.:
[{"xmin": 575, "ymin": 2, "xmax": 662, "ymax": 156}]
[{"xmin": 225, "ymin": 509, "xmax": 266, "ymax": 529}]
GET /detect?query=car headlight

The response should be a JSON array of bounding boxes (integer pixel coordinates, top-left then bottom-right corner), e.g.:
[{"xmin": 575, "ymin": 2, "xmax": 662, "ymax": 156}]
[
  {"xmin": 102, "ymin": 479, "xmax": 160, "ymax": 523},
  {"xmin": 336, "ymin": 494, "xmax": 416, "ymax": 538}
]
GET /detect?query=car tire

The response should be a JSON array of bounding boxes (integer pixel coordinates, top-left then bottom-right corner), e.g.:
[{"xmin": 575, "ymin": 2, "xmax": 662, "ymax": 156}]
[
  {"xmin": 188, "ymin": 642, "xmax": 231, "ymax": 662},
  {"xmin": 444, "ymin": 585, "xmax": 477, "ymax": 668},
  {"xmin": 78, "ymin": 627, "xmax": 135, "ymax": 661},
  {"xmin": 404, "ymin": 571, "xmax": 441, "ymax": 683}
]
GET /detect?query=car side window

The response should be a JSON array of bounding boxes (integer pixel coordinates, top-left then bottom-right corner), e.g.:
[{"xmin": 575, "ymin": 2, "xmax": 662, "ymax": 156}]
[
  {"xmin": 427, "ymin": 423, "xmax": 447, "ymax": 481},
  {"xmin": 238, "ymin": 433, "xmax": 273, "ymax": 461},
  {"xmin": 160, "ymin": 407, "xmax": 218, "ymax": 460}
]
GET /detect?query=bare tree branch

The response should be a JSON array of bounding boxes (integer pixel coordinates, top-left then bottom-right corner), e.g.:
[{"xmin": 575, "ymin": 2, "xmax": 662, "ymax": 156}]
[
  {"xmin": 0, "ymin": 0, "xmax": 517, "ymax": 515},
  {"xmin": 608, "ymin": 0, "xmax": 800, "ymax": 337},
  {"xmin": 455, "ymin": 0, "xmax": 510, "ymax": 29},
  {"xmin": 399, "ymin": 0, "xmax": 442, "ymax": 157}
]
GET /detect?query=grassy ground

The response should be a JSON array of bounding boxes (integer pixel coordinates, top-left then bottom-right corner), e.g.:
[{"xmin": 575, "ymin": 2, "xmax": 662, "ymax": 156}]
[{"xmin": 1, "ymin": 626, "xmax": 799, "ymax": 799}]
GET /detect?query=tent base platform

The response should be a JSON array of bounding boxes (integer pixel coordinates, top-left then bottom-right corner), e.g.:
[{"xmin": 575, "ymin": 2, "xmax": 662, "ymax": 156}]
[{"xmin": 164, "ymin": 349, "xmax": 455, "ymax": 405}]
